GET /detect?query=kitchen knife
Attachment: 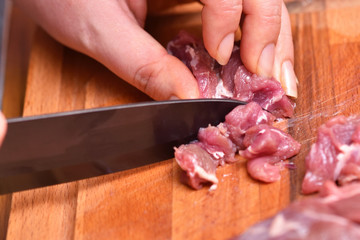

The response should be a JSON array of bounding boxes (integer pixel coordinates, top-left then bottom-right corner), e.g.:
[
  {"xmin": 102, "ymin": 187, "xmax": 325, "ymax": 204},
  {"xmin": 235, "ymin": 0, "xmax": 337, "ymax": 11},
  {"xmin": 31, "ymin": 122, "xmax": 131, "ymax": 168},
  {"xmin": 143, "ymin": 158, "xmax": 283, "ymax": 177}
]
[{"xmin": 0, "ymin": 98, "xmax": 245, "ymax": 194}]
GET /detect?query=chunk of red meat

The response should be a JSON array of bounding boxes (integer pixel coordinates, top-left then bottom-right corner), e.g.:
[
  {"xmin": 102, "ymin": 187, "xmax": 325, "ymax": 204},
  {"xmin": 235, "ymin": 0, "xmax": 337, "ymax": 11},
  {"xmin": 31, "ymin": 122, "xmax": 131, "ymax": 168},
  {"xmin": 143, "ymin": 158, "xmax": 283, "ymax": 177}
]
[
  {"xmin": 220, "ymin": 46, "xmax": 241, "ymax": 93},
  {"xmin": 352, "ymin": 124, "xmax": 360, "ymax": 143},
  {"xmin": 197, "ymin": 124, "xmax": 237, "ymax": 165},
  {"xmin": 235, "ymin": 182, "xmax": 360, "ymax": 240},
  {"xmin": 232, "ymin": 67, "xmax": 294, "ymax": 117},
  {"xmin": 167, "ymin": 31, "xmax": 295, "ymax": 117},
  {"xmin": 246, "ymin": 156, "xmax": 282, "ymax": 183},
  {"xmin": 302, "ymin": 115, "xmax": 360, "ymax": 194},
  {"xmin": 240, "ymin": 124, "xmax": 301, "ymax": 160},
  {"xmin": 167, "ymin": 31, "xmax": 220, "ymax": 98},
  {"xmin": 319, "ymin": 181, "xmax": 360, "ymax": 223},
  {"xmin": 337, "ymin": 144, "xmax": 360, "ymax": 185},
  {"xmin": 232, "ymin": 66, "xmax": 253, "ymax": 102},
  {"xmin": 174, "ymin": 101, "xmax": 300, "ymax": 189},
  {"xmin": 174, "ymin": 143, "xmax": 218, "ymax": 189},
  {"xmin": 224, "ymin": 102, "xmax": 275, "ymax": 148},
  {"xmin": 240, "ymin": 124, "xmax": 300, "ymax": 183}
]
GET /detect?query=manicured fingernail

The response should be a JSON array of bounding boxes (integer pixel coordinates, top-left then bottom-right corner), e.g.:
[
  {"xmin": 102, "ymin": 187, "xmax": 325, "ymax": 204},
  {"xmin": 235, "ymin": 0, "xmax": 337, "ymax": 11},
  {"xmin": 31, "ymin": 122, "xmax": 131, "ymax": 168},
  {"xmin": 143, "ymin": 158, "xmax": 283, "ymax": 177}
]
[
  {"xmin": 257, "ymin": 43, "xmax": 275, "ymax": 77},
  {"xmin": 216, "ymin": 32, "xmax": 234, "ymax": 65},
  {"xmin": 281, "ymin": 60, "xmax": 298, "ymax": 98}
]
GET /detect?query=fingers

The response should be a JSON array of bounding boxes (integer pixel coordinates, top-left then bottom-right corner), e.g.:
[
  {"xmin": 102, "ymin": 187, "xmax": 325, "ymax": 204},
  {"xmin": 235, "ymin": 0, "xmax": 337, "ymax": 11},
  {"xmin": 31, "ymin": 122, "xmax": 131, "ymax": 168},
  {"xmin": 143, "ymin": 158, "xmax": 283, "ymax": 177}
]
[
  {"xmin": 273, "ymin": 2, "xmax": 297, "ymax": 98},
  {"xmin": 200, "ymin": 0, "xmax": 242, "ymax": 65},
  {"xmin": 201, "ymin": 0, "xmax": 297, "ymax": 97},
  {"xmin": 0, "ymin": 112, "xmax": 8, "ymax": 146},
  {"xmin": 85, "ymin": 3, "xmax": 200, "ymax": 100},
  {"xmin": 14, "ymin": 0, "xmax": 199, "ymax": 100},
  {"xmin": 240, "ymin": 0, "xmax": 282, "ymax": 77}
]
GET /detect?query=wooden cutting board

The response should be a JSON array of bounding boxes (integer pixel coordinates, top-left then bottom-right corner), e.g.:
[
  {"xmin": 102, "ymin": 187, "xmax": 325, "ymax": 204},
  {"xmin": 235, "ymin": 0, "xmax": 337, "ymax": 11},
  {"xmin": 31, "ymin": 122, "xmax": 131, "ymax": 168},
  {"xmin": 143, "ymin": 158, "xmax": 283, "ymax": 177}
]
[{"xmin": 1, "ymin": 0, "xmax": 360, "ymax": 239}]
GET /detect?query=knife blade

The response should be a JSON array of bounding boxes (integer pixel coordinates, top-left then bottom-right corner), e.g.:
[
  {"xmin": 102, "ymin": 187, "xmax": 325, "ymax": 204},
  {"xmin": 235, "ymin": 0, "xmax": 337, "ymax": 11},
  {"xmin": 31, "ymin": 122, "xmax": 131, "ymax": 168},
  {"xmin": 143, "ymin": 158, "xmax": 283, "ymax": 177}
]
[{"xmin": 0, "ymin": 99, "xmax": 245, "ymax": 194}]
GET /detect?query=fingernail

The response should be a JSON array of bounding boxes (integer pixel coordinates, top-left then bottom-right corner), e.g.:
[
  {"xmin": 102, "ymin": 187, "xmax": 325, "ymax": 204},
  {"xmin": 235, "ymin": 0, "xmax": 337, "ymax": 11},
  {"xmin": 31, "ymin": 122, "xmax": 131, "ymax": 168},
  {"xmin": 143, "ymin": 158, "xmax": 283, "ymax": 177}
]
[
  {"xmin": 281, "ymin": 60, "xmax": 298, "ymax": 98},
  {"xmin": 216, "ymin": 32, "xmax": 234, "ymax": 65},
  {"xmin": 257, "ymin": 43, "xmax": 275, "ymax": 77}
]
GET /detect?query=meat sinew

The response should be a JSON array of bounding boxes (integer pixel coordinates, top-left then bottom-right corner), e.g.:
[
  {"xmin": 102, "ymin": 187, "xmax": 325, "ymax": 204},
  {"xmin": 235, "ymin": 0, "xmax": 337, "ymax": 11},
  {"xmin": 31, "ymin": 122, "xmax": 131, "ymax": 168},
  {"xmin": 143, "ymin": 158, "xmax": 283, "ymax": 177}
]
[
  {"xmin": 174, "ymin": 102, "xmax": 300, "ymax": 190},
  {"xmin": 302, "ymin": 115, "xmax": 360, "ymax": 194},
  {"xmin": 167, "ymin": 31, "xmax": 295, "ymax": 118}
]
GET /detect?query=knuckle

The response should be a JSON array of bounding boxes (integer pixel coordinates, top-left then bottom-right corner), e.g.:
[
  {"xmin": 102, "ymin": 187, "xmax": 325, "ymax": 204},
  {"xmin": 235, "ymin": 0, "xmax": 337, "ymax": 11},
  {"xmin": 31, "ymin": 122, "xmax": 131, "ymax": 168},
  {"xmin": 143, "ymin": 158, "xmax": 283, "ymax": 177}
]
[
  {"xmin": 205, "ymin": 0, "xmax": 243, "ymax": 15},
  {"xmin": 260, "ymin": 13, "xmax": 281, "ymax": 26},
  {"xmin": 219, "ymin": 0, "xmax": 243, "ymax": 13},
  {"xmin": 260, "ymin": 2, "xmax": 282, "ymax": 25},
  {"xmin": 133, "ymin": 56, "xmax": 165, "ymax": 97}
]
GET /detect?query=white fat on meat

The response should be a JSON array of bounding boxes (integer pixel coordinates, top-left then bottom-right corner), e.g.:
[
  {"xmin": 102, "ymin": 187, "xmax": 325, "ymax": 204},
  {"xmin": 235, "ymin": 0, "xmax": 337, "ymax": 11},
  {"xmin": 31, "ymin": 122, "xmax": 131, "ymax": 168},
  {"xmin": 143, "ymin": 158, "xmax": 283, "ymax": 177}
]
[
  {"xmin": 193, "ymin": 165, "xmax": 219, "ymax": 185},
  {"xmin": 215, "ymin": 80, "xmax": 234, "ymax": 98}
]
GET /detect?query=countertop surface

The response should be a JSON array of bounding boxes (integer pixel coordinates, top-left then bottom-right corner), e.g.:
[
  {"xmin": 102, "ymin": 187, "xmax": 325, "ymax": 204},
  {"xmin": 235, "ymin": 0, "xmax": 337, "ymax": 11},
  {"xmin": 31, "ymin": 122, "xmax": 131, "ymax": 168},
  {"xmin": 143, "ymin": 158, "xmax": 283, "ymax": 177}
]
[{"xmin": 1, "ymin": 0, "xmax": 360, "ymax": 239}]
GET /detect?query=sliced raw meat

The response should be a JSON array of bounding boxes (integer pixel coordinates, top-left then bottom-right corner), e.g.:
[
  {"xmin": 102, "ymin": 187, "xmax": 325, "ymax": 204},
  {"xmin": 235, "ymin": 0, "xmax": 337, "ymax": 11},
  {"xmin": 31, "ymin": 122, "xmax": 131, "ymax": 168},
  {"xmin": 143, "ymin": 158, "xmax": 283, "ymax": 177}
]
[
  {"xmin": 224, "ymin": 102, "xmax": 275, "ymax": 148},
  {"xmin": 174, "ymin": 143, "xmax": 218, "ymax": 189},
  {"xmin": 197, "ymin": 125, "xmax": 237, "ymax": 165},
  {"xmin": 232, "ymin": 65, "xmax": 295, "ymax": 118},
  {"xmin": 167, "ymin": 31, "xmax": 222, "ymax": 98},
  {"xmin": 167, "ymin": 31, "xmax": 295, "ymax": 117},
  {"xmin": 240, "ymin": 124, "xmax": 301, "ymax": 160},
  {"xmin": 174, "ymin": 102, "xmax": 300, "ymax": 189},
  {"xmin": 234, "ymin": 182, "xmax": 360, "ymax": 240},
  {"xmin": 240, "ymin": 124, "xmax": 300, "ymax": 182},
  {"xmin": 220, "ymin": 46, "xmax": 241, "ymax": 93},
  {"xmin": 246, "ymin": 156, "xmax": 283, "ymax": 183},
  {"xmin": 302, "ymin": 115, "xmax": 360, "ymax": 194}
]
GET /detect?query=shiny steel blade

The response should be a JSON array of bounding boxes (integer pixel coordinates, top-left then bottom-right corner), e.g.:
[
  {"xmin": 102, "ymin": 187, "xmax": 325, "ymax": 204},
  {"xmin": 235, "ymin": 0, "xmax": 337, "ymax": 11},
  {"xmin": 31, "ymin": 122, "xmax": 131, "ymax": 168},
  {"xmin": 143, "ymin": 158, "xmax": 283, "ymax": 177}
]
[{"xmin": 0, "ymin": 99, "xmax": 245, "ymax": 194}]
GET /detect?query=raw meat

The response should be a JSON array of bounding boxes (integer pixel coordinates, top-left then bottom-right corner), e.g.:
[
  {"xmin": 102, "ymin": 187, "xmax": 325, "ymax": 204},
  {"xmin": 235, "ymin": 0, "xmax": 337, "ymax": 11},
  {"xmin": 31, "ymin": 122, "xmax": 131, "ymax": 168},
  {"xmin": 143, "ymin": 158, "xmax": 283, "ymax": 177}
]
[
  {"xmin": 224, "ymin": 102, "xmax": 275, "ymax": 148},
  {"xmin": 197, "ymin": 125, "xmax": 237, "ymax": 165},
  {"xmin": 174, "ymin": 143, "xmax": 218, "ymax": 189},
  {"xmin": 240, "ymin": 124, "xmax": 301, "ymax": 160},
  {"xmin": 167, "ymin": 31, "xmax": 221, "ymax": 98},
  {"xmin": 234, "ymin": 182, "xmax": 360, "ymax": 240},
  {"xmin": 240, "ymin": 124, "xmax": 301, "ymax": 182},
  {"xmin": 246, "ymin": 156, "xmax": 283, "ymax": 183},
  {"xmin": 302, "ymin": 115, "xmax": 360, "ymax": 194},
  {"xmin": 174, "ymin": 102, "xmax": 300, "ymax": 189},
  {"xmin": 167, "ymin": 31, "xmax": 295, "ymax": 118}
]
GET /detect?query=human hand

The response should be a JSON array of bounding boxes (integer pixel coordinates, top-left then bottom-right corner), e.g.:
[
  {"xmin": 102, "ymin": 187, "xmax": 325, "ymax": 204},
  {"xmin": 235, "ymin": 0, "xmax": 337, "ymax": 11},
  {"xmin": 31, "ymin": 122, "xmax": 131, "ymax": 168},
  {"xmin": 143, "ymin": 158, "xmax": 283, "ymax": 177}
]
[
  {"xmin": 13, "ymin": 0, "xmax": 297, "ymax": 100},
  {"xmin": 199, "ymin": 0, "xmax": 297, "ymax": 98},
  {"xmin": 0, "ymin": 112, "xmax": 8, "ymax": 146},
  {"xmin": 13, "ymin": 0, "xmax": 200, "ymax": 100}
]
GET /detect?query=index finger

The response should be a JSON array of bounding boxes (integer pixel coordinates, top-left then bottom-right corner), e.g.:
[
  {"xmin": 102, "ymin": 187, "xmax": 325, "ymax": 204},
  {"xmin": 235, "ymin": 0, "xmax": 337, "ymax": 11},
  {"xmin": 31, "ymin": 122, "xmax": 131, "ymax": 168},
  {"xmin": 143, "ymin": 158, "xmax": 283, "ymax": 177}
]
[
  {"xmin": 200, "ymin": 0, "xmax": 242, "ymax": 65},
  {"xmin": 240, "ymin": 0, "xmax": 282, "ymax": 77}
]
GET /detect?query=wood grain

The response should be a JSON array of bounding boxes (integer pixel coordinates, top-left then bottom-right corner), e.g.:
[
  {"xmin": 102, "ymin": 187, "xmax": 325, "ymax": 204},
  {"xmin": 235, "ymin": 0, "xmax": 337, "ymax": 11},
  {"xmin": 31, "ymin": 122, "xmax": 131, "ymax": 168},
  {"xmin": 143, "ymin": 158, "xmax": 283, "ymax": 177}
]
[{"xmin": 2, "ymin": 0, "xmax": 360, "ymax": 239}]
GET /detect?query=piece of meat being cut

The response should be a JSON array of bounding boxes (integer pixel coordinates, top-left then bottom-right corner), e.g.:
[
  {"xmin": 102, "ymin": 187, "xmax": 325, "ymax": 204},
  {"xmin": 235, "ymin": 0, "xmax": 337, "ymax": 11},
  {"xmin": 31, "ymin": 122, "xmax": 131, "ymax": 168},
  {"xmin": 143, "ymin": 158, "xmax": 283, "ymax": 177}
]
[
  {"xmin": 240, "ymin": 124, "xmax": 301, "ymax": 182},
  {"xmin": 167, "ymin": 31, "xmax": 295, "ymax": 118},
  {"xmin": 302, "ymin": 115, "xmax": 360, "ymax": 194},
  {"xmin": 174, "ymin": 143, "xmax": 218, "ymax": 190},
  {"xmin": 224, "ymin": 102, "xmax": 275, "ymax": 148},
  {"xmin": 234, "ymin": 182, "xmax": 360, "ymax": 240},
  {"xmin": 174, "ymin": 102, "xmax": 300, "ymax": 190},
  {"xmin": 197, "ymin": 125, "xmax": 237, "ymax": 166}
]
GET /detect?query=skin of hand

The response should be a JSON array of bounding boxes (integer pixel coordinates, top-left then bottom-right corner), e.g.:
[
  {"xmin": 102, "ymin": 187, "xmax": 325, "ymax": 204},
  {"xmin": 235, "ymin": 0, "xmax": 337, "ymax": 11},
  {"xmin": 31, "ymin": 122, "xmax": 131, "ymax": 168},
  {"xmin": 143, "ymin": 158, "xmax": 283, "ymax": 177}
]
[
  {"xmin": 13, "ymin": 0, "xmax": 297, "ymax": 100},
  {"xmin": 0, "ymin": 112, "xmax": 8, "ymax": 146}
]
